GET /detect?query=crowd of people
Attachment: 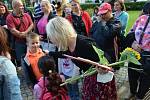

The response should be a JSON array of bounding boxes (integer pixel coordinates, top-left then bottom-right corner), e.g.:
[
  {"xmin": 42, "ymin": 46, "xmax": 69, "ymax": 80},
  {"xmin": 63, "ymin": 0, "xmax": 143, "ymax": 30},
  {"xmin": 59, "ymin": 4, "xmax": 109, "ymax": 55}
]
[{"xmin": 0, "ymin": 0, "xmax": 150, "ymax": 99}]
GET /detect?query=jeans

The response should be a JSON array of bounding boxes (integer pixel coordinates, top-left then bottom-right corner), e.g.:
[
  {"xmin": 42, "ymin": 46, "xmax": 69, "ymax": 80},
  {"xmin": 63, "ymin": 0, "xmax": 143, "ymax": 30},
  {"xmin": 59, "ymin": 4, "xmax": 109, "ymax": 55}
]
[
  {"xmin": 64, "ymin": 75, "xmax": 80, "ymax": 100},
  {"xmin": 15, "ymin": 41, "xmax": 26, "ymax": 66}
]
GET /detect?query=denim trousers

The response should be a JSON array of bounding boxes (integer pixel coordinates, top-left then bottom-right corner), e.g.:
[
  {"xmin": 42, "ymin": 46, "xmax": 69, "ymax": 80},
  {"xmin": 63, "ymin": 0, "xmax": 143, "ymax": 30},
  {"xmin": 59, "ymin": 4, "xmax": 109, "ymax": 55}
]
[
  {"xmin": 15, "ymin": 41, "xmax": 26, "ymax": 66},
  {"xmin": 64, "ymin": 75, "xmax": 80, "ymax": 100}
]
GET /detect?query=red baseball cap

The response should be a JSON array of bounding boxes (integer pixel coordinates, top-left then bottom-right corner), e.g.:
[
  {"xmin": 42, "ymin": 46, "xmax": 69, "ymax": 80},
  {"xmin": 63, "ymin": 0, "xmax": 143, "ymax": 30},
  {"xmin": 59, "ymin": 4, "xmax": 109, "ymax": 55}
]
[{"xmin": 98, "ymin": 3, "xmax": 112, "ymax": 15}]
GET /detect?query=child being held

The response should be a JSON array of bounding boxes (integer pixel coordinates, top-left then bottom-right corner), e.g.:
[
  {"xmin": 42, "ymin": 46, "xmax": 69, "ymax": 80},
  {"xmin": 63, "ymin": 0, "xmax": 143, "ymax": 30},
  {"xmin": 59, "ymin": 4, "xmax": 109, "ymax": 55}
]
[
  {"xmin": 22, "ymin": 32, "xmax": 45, "ymax": 87},
  {"xmin": 34, "ymin": 55, "xmax": 69, "ymax": 100}
]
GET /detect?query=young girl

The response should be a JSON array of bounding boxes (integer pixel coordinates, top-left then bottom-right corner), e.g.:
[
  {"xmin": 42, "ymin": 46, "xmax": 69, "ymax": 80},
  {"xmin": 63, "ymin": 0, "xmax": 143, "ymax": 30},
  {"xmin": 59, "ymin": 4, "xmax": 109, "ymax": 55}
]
[{"xmin": 34, "ymin": 55, "xmax": 70, "ymax": 100}]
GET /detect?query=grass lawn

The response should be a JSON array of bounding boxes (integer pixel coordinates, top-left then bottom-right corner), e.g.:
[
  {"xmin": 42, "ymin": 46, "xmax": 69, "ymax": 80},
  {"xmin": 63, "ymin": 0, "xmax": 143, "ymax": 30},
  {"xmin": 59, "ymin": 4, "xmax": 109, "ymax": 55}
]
[{"xmin": 126, "ymin": 11, "xmax": 141, "ymax": 35}]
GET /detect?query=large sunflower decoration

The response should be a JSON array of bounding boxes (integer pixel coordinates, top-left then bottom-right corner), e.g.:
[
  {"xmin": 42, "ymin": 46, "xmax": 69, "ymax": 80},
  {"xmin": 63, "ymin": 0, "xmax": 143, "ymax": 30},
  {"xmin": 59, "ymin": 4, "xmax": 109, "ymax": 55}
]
[{"xmin": 119, "ymin": 47, "xmax": 141, "ymax": 65}]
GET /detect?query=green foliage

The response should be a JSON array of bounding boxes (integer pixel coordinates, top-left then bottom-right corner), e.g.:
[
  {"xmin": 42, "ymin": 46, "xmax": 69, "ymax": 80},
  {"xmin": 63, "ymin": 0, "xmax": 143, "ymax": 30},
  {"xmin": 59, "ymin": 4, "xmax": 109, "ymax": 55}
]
[
  {"xmin": 80, "ymin": 3, "xmax": 100, "ymax": 10},
  {"xmin": 92, "ymin": 45, "xmax": 109, "ymax": 65},
  {"xmin": 119, "ymin": 48, "xmax": 141, "ymax": 65},
  {"xmin": 80, "ymin": 2, "xmax": 147, "ymax": 11},
  {"xmin": 125, "ymin": 11, "xmax": 140, "ymax": 35},
  {"xmin": 125, "ymin": 2, "xmax": 146, "ymax": 11},
  {"xmin": 26, "ymin": 2, "xmax": 144, "ymax": 15}
]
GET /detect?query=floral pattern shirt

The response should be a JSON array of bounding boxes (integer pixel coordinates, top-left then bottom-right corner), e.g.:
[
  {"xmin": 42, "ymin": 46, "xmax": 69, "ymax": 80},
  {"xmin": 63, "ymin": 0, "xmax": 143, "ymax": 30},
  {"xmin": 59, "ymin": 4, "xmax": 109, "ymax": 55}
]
[{"xmin": 129, "ymin": 15, "xmax": 150, "ymax": 51}]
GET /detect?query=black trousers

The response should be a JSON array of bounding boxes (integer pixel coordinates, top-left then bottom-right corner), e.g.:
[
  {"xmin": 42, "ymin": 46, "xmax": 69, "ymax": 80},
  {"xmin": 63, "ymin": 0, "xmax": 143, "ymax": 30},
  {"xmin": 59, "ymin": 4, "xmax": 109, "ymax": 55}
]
[{"xmin": 128, "ymin": 63, "xmax": 150, "ymax": 99}]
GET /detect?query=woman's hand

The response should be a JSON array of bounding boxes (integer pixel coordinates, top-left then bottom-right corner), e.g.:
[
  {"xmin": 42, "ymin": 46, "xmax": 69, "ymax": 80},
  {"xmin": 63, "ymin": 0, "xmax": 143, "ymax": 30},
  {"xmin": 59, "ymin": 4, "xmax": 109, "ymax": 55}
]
[
  {"xmin": 39, "ymin": 35, "xmax": 44, "ymax": 40},
  {"xmin": 131, "ymin": 41, "xmax": 142, "ymax": 52}
]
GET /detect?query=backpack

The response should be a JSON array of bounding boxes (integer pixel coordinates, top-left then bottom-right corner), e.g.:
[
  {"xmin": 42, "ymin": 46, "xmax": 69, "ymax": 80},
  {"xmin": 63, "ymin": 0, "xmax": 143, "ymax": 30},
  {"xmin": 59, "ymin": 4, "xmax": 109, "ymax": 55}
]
[{"xmin": 37, "ymin": 77, "xmax": 70, "ymax": 100}]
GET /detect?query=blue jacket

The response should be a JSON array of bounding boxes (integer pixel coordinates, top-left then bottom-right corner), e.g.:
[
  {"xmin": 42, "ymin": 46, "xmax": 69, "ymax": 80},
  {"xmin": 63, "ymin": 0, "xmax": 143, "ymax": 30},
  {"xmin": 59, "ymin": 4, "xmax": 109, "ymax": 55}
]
[
  {"xmin": 0, "ymin": 56, "xmax": 22, "ymax": 100},
  {"xmin": 114, "ymin": 11, "xmax": 129, "ymax": 35}
]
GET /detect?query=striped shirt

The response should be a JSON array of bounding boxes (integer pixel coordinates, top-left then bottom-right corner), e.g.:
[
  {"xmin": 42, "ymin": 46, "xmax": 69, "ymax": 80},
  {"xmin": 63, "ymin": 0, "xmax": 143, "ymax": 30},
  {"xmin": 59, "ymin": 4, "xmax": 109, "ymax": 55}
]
[{"xmin": 34, "ymin": 3, "xmax": 57, "ymax": 21}]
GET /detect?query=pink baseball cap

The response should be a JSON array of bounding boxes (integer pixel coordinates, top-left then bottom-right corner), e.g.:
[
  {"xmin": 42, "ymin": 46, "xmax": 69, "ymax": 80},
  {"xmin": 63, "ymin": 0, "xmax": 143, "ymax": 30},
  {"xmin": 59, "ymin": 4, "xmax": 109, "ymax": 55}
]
[{"xmin": 98, "ymin": 3, "xmax": 112, "ymax": 15}]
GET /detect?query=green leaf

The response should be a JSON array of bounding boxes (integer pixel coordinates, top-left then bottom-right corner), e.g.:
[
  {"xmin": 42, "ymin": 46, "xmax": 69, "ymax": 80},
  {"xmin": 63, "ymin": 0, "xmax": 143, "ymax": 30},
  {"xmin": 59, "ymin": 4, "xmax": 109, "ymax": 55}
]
[
  {"xmin": 128, "ymin": 57, "xmax": 141, "ymax": 65},
  {"xmin": 119, "ymin": 53, "xmax": 127, "ymax": 61},
  {"xmin": 92, "ymin": 45, "xmax": 109, "ymax": 65}
]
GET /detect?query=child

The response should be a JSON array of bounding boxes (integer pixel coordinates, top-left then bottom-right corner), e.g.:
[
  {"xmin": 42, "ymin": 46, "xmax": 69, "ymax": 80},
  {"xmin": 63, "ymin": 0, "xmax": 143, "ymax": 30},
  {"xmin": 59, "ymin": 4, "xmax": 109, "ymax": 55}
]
[
  {"xmin": 22, "ymin": 32, "xmax": 45, "ymax": 87},
  {"xmin": 34, "ymin": 55, "xmax": 70, "ymax": 100}
]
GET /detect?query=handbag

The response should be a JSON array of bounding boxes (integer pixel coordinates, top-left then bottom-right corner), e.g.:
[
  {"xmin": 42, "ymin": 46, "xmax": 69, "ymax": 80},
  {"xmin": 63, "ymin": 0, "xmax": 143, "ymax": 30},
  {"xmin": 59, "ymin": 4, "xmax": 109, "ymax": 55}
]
[
  {"xmin": 141, "ymin": 51, "xmax": 150, "ymax": 75},
  {"xmin": 124, "ymin": 31, "xmax": 135, "ymax": 48}
]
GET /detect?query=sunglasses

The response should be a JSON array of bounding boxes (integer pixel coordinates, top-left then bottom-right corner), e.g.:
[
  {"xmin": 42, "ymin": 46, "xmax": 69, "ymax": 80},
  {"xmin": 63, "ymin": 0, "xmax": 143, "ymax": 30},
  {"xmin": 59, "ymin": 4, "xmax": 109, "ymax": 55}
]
[{"xmin": 71, "ymin": 3, "xmax": 77, "ymax": 7}]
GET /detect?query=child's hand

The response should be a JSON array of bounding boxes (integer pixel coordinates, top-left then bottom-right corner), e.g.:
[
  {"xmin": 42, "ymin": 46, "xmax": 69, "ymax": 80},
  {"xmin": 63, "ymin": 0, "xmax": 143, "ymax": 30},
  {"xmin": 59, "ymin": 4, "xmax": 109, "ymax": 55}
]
[
  {"xmin": 95, "ymin": 66, "xmax": 108, "ymax": 74},
  {"xmin": 60, "ymin": 74, "xmax": 65, "ymax": 82}
]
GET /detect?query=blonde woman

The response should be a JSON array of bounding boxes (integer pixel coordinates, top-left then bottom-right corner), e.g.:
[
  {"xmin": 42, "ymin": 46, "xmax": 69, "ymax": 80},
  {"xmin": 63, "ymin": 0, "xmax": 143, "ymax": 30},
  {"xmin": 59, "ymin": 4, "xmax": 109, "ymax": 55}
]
[
  {"xmin": 62, "ymin": 3, "xmax": 72, "ymax": 21},
  {"xmin": 35, "ymin": 0, "xmax": 56, "ymax": 51},
  {"xmin": 46, "ymin": 16, "xmax": 117, "ymax": 100}
]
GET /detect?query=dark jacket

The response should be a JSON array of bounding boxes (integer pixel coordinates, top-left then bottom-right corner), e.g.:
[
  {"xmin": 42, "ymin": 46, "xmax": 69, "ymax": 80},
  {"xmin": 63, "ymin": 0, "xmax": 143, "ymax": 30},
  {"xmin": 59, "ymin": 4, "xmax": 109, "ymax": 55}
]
[
  {"xmin": 21, "ymin": 55, "xmax": 37, "ymax": 86},
  {"xmin": 91, "ymin": 17, "xmax": 122, "ymax": 63}
]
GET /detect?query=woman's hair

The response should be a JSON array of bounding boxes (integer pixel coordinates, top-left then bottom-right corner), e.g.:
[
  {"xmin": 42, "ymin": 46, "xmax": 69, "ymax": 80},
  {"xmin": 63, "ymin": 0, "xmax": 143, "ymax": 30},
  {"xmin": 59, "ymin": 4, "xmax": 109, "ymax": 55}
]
[
  {"xmin": 70, "ymin": 0, "xmax": 80, "ymax": 4},
  {"xmin": 94, "ymin": 6, "xmax": 99, "ymax": 11},
  {"xmin": 38, "ymin": 55, "xmax": 67, "ymax": 97},
  {"xmin": 93, "ymin": 6, "xmax": 99, "ymax": 14},
  {"xmin": 115, "ymin": 1, "xmax": 126, "ymax": 11},
  {"xmin": 70, "ymin": 0, "xmax": 82, "ymax": 11},
  {"xmin": 0, "ymin": 26, "xmax": 9, "ymax": 56},
  {"xmin": 0, "ymin": 2, "xmax": 9, "ymax": 18},
  {"xmin": 62, "ymin": 3, "xmax": 72, "ymax": 11},
  {"xmin": 26, "ymin": 32, "xmax": 40, "ymax": 44},
  {"xmin": 41, "ymin": 0, "xmax": 52, "ymax": 12},
  {"xmin": 142, "ymin": 2, "xmax": 150, "ymax": 15},
  {"xmin": 46, "ymin": 16, "xmax": 76, "ymax": 51}
]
